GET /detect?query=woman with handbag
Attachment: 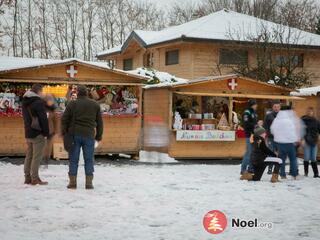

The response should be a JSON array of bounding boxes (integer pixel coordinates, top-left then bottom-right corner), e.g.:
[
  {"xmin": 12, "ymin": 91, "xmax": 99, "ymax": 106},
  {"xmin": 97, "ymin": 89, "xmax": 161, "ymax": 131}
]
[{"xmin": 301, "ymin": 107, "xmax": 320, "ymax": 178}]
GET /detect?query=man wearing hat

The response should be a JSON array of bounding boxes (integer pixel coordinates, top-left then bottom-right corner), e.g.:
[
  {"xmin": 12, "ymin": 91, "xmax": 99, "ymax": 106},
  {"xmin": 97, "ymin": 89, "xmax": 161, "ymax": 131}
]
[
  {"xmin": 263, "ymin": 100, "xmax": 281, "ymax": 174},
  {"xmin": 240, "ymin": 99, "xmax": 258, "ymax": 179}
]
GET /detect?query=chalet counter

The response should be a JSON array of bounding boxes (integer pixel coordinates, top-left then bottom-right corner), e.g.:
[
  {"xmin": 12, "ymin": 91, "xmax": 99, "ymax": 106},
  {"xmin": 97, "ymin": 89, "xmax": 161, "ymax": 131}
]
[
  {"xmin": 0, "ymin": 114, "xmax": 142, "ymax": 158},
  {"xmin": 169, "ymin": 130, "xmax": 245, "ymax": 159}
]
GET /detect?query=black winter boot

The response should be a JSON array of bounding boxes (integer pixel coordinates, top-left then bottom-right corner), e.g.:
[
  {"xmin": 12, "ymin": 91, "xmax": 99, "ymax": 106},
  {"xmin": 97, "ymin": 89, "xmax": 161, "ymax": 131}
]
[
  {"xmin": 304, "ymin": 161, "xmax": 309, "ymax": 177},
  {"xmin": 311, "ymin": 162, "xmax": 319, "ymax": 178}
]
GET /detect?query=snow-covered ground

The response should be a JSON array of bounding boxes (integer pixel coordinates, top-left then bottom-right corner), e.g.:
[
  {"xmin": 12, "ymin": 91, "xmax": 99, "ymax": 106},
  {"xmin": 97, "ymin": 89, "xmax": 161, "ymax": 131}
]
[{"xmin": 0, "ymin": 155, "xmax": 319, "ymax": 240}]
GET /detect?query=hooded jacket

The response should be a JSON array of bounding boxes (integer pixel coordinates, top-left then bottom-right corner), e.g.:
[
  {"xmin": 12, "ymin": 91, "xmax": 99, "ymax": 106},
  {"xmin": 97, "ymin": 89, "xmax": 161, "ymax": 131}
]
[
  {"xmin": 242, "ymin": 107, "xmax": 258, "ymax": 137},
  {"xmin": 301, "ymin": 115, "xmax": 320, "ymax": 146},
  {"xmin": 251, "ymin": 135, "xmax": 277, "ymax": 166},
  {"xmin": 22, "ymin": 90, "xmax": 49, "ymax": 138},
  {"xmin": 270, "ymin": 110, "xmax": 301, "ymax": 144}
]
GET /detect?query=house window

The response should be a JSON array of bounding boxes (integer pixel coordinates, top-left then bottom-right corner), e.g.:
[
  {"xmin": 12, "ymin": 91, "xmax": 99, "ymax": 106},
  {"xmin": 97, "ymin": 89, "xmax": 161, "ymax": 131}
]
[
  {"xmin": 107, "ymin": 59, "xmax": 116, "ymax": 69},
  {"xmin": 275, "ymin": 54, "xmax": 304, "ymax": 68},
  {"xmin": 165, "ymin": 50, "xmax": 179, "ymax": 65},
  {"xmin": 123, "ymin": 58, "xmax": 133, "ymax": 71},
  {"xmin": 219, "ymin": 49, "xmax": 248, "ymax": 65}
]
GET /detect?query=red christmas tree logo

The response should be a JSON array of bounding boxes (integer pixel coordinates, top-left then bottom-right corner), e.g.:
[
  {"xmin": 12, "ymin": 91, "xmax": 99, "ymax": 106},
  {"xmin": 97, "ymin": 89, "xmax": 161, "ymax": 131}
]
[{"xmin": 203, "ymin": 210, "xmax": 227, "ymax": 234}]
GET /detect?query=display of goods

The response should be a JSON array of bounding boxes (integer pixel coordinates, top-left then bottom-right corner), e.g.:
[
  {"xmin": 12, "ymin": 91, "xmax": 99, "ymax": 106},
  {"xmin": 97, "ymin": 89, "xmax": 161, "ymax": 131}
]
[
  {"xmin": 203, "ymin": 113, "xmax": 214, "ymax": 119},
  {"xmin": 191, "ymin": 125, "xmax": 201, "ymax": 130},
  {"xmin": 188, "ymin": 113, "xmax": 202, "ymax": 119},
  {"xmin": 218, "ymin": 125, "xmax": 231, "ymax": 131},
  {"xmin": 201, "ymin": 124, "xmax": 215, "ymax": 130},
  {"xmin": 43, "ymin": 85, "xmax": 68, "ymax": 98}
]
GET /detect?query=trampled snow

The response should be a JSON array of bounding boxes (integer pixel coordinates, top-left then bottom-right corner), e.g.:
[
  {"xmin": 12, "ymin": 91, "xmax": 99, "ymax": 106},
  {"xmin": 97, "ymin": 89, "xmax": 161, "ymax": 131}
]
[{"xmin": 0, "ymin": 156, "xmax": 319, "ymax": 240}]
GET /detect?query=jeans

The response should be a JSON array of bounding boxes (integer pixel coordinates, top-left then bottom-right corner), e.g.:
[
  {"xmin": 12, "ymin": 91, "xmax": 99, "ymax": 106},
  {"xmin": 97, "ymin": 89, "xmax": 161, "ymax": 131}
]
[
  {"xmin": 69, "ymin": 135, "xmax": 95, "ymax": 176},
  {"xmin": 241, "ymin": 137, "xmax": 253, "ymax": 173},
  {"xmin": 277, "ymin": 143, "xmax": 298, "ymax": 177},
  {"xmin": 304, "ymin": 143, "xmax": 318, "ymax": 162}
]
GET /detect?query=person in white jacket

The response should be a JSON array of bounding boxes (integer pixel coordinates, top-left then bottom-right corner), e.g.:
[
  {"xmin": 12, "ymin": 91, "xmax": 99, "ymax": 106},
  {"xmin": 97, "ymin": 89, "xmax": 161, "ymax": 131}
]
[{"xmin": 271, "ymin": 105, "xmax": 301, "ymax": 179}]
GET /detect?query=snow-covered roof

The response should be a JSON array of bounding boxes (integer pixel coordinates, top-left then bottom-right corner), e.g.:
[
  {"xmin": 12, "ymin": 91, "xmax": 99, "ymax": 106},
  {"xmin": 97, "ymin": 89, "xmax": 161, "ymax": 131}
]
[
  {"xmin": 0, "ymin": 56, "xmax": 148, "ymax": 80},
  {"xmin": 97, "ymin": 9, "xmax": 320, "ymax": 57},
  {"xmin": 127, "ymin": 68, "xmax": 189, "ymax": 88},
  {"xmin": 291, "ymin": 86, "xmax": 320, "ymax": 96}
]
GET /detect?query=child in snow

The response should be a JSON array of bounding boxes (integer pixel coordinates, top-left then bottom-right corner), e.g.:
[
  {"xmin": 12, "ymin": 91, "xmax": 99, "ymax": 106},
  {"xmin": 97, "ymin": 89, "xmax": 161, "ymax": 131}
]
[{"xmin": 247, "ymin": 126, "xmax": 281, "ymax": 182}]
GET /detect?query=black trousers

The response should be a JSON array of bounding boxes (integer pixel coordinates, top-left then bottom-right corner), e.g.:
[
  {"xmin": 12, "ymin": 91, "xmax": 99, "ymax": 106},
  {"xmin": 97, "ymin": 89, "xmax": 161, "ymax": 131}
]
[{"xmin": 253, "ymin": 162, "xmax": 280, "ymax": 181}]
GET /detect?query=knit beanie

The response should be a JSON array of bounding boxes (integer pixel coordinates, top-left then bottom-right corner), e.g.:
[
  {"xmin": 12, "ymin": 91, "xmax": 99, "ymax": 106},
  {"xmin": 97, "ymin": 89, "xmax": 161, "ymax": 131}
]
[
  {"xmin": 254, "ymin": 126, "xmax": 266, "ymax": 136},
  {"xmin": 248, "ymin": 99, "xmax": 257, "ymax": 107}
]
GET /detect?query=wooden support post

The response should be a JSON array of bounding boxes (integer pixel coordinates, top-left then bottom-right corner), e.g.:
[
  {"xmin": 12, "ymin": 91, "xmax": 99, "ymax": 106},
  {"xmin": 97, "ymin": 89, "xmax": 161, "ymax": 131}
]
[{"xmin": 228, "ymin": 97, "xmax": 233, "ymax": 127}]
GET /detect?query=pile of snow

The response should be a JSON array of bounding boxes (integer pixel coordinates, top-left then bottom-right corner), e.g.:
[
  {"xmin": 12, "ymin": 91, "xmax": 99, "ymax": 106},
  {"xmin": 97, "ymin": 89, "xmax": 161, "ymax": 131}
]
[
  {"xmin": 0, "ymin": 161, "xmax": 319, "ymax": 240},
  {"xmin": 128, "ymin": 67, "xmax": 188, "ymax": 88},
  {"xmin": 291, "ymin": 86, "xmax": 320, "ymax": 96}
]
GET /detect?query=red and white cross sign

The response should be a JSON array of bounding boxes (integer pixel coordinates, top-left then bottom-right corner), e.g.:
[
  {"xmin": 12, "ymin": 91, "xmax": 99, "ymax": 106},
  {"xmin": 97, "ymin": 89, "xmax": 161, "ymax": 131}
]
[
  {"xmin": 66, "ymin": 65, "xmax": 78, "ymax": 78},
  {"xmin": 227, "ymin": 78, "xmax": 238, "ymax": 90}
]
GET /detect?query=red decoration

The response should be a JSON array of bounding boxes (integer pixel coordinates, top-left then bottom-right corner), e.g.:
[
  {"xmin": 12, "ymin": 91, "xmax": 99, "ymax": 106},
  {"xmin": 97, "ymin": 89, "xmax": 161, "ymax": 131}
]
[
  {"xmin": 66, "ymin": 65, "xmax": 78, "ymax": 78},
  {"xmin": 227, "ymin": 78, "xmax": 238, "ymax": 90}
]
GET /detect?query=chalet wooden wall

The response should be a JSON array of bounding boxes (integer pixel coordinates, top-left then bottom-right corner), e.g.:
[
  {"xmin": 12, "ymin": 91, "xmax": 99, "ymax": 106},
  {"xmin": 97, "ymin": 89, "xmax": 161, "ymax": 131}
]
[
  {"xmin": 104, "ymin": 41, "xmax": 320, "ymax": 86},
  {"xmin": 168, "ymin": 135, "xmax": 246, "ymax": 159}
]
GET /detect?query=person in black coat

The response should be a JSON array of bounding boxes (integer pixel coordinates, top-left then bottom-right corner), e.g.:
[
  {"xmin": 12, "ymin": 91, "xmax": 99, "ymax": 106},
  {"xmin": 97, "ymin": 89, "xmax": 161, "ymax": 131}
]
[
  {"xmin": 22, "ymin": 84, "xmax": 49, "ymax": 185},
  {"xmin": 240, "ymin": 99, "xmax": 258, "ymax": 178},
  {"xmin": 301, "ymin": 107, "xmax": 320, "ymax": 178},
  {"xmin": 263, "ymin": 100, "xmax": 281, "ymax": 174},
  {"xmin": 248, "ymin": 127, "xmax": 281, "ymax": 182}
]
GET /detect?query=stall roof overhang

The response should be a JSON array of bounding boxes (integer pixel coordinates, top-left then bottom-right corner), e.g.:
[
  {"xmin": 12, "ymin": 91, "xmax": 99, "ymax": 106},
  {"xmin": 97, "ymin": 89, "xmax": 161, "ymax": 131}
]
[
  {"xmin": 175, "ymin": 91, "xmax": 304, "ymax": 100},
  {"xmin": 172, "ymin": 74, "xmax": 294, "ymax": 92},
  {"xmin": 0, "ymin": 56, "xmax": 149, "ymax": 84},
  {"xmin": 170, "ymin": 74, "xmax": 303, "ymax": 100},
  {"xmin": 290, "ymin": 86, "xmax": 320, "ymax": 96}
]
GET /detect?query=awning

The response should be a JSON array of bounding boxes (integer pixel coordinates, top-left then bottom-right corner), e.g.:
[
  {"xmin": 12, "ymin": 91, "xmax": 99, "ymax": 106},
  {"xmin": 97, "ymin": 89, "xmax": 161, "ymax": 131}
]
[
  {"xmin": 0, "ymin": 78, "xmax": 144, "ymax": 86},
  {"xmin": 174, "ymin": 91, "xmax": 304, "ymax": 100}
]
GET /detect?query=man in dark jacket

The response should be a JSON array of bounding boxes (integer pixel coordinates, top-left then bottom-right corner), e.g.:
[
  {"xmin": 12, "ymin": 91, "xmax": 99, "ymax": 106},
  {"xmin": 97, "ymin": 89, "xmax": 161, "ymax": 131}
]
[
  {"xmin": 240, "ymin": 99, "xmax": 258, "ymax": 179},
  {"xmin": 263, "ymin": 100, "xmax": 281, "ymax": 174},
  {"xmin": 62, "ymin": 85, "xmax": 103, "ymax": 189},
  {"xmin": 22, "ymin": 84, "xmax": 49, "ymax": 185},
  {"xmin": 301, "ymin": 107, "xmax": 320, "ymax": 178}
]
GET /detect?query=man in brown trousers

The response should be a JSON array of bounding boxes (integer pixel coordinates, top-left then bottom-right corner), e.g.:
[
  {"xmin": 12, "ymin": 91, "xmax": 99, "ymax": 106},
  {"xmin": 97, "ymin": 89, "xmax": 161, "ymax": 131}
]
[{"xmin": 22, "ymin": 84, "xmax": 49, "ymax": 185}]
